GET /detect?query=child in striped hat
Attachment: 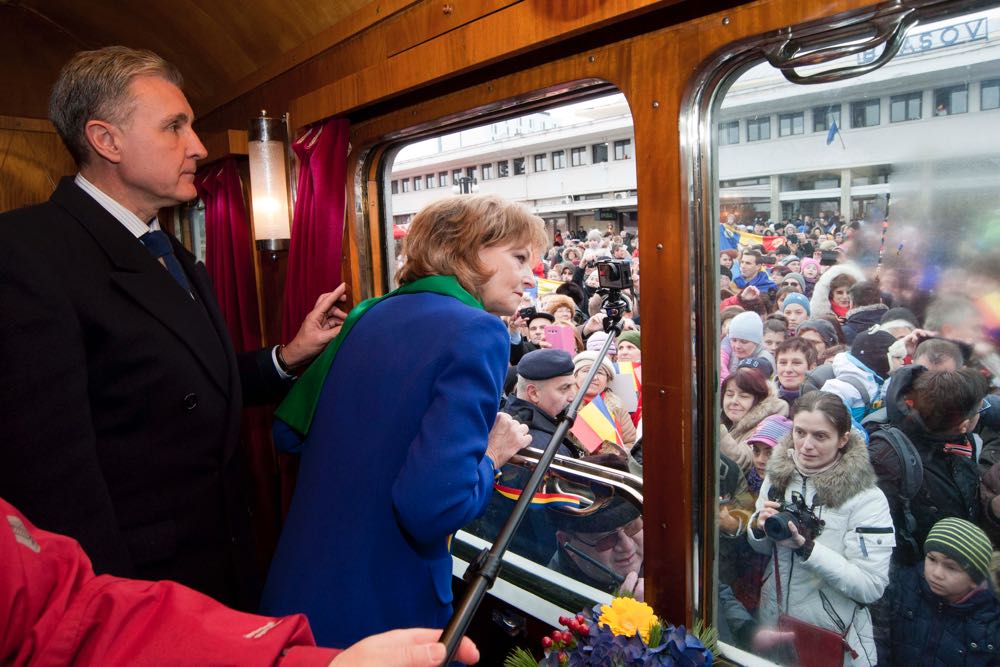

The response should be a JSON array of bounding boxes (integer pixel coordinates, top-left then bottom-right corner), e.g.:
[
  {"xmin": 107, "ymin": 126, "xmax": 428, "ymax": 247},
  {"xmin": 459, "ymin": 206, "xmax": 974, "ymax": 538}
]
[{"xmin": 879, "ymin": 517, "xmax": 1000, "ymax": 665}]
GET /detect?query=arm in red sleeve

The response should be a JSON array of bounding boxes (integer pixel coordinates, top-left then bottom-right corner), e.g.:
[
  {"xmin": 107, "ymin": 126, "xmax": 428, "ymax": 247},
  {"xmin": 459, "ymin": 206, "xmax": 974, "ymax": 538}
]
[{"xmin": 0, "ymin": 497, "xmax": 340, "ymax": 667}]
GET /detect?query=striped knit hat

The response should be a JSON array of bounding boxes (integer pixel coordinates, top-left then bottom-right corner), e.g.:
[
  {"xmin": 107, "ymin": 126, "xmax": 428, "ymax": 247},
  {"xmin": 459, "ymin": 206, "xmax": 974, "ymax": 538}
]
[
  {"xmin": 924, "ymin": 517, "xmax": 994, "ymax": 583},
  {"xmin": 746, "ymin": 415, "xmax": 792, "ymax": 449}
]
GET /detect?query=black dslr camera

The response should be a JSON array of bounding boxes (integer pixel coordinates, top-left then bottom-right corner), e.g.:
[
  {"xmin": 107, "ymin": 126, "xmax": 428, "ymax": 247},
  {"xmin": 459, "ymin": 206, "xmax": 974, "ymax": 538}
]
[
  {"xmin": 596, "ymin": 259, "xmax": 632, "ymax": 290},
  {"xmin": 764, "ymin": 490, "xmax": 824, "ymax": 542}
]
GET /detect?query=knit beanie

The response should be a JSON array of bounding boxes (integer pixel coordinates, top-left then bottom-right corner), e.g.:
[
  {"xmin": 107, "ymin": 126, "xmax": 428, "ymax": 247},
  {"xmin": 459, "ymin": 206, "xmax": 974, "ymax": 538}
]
[
  {"xmin": 572, "ymin": 351, "xmax": 616, "ymax": 382},
  {"xmin": 924, "ymin": 517, "xmax": 994, "ymax": 584},
  {"xmin": 728, "ymin": 311, "xmax": 763, "ymax": 344},
  {"xmin": 782, "ymin": 293, "xmax": 811, "ymax": 316},
  {"xmin": 796, "ymin": 319, "xmax": 838, "ymax": 347},
  {"xmin": 746, "ymin": 415, "xmax": 792, "ymax": 449},
  {"xmin": 850, "ymin": 328, "xmax": 896, "ymax": 378},
  {"xmin": 800, "ymin": 258, "xmax": 820, "ymax": 277},
  {"xmin": 880, "ymin": 307, "xmax": 919, "ymax": 328},
  {"xmin": 617, "ymin": 330, "xmax": 641, "ymax": 350},
  {"xmin": 783, "ymin": 272, "xmax": 806, "ymax": 292},
  {"xmin": 586, "ymin": 332, "xmax": 618, "ymax": 355}
]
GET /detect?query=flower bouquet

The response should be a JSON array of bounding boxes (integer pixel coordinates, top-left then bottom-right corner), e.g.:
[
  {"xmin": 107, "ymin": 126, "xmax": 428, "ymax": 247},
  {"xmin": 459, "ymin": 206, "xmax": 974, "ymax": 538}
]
[{"xmin": 505, "ymin": 597, "xmax": 713, "ymax": 666}]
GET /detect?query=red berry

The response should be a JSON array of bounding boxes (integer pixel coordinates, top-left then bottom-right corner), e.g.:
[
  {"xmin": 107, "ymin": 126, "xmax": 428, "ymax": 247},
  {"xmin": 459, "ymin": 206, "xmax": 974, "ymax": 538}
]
[
  {"xmin": 541, "ymin": 636, "xmax": 553, "ymax": 649},
  {"xmin": 576, "ymin": 614, "xmax": 586, "ymax": 624},
  {"xmin": 558, "ymin": 615, "xmax": 570, "ymax": 626},
  {"xmin": 577, "ymin": 624, "xmax": 590, "ymax": 636},
  {"xmin": 551, "ymin": 630, "xmax": 563, "ymax": 641}
]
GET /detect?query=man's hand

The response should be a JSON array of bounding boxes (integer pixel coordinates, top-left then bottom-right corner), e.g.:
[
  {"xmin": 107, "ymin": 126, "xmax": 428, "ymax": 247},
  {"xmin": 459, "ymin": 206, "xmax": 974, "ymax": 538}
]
[
  {"xmin": 281, "ymin": 284, "xmax": 350, "ymax": 367},
  {"xmin": 485, "ymin": 413, "xmax": 531, "ymax": 468},
  {"xmin": 330, "ymin": 629, "xmax": 479, "ymax": 666},
  {"xmin": 621, "ymin": 571, "xmax": 645, "ymax": 602},
  {"xmin": 900, "ymin": 328, "xmax": 937, "ymax": 356},
  {"xmin": 741, "ymin": 285, "xmax": 760, "ymax": 300}
]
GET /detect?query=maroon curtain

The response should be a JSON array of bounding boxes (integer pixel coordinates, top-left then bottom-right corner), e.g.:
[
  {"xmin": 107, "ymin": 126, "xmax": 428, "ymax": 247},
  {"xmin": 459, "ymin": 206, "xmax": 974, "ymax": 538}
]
[
  {"xmin": 195, "ymin": 158, "xmax": 262, "ymax": 353},
  {"xmin": 280, "ymin": 118, "xmax": 351, "ymax": 341}
]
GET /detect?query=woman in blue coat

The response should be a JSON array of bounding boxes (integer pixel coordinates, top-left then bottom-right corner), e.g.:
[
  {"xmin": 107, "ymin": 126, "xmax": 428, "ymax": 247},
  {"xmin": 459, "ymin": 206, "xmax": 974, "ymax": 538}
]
[{"xmin": 261, "ymin": 195, "xmax": 544, "ymax": 647}]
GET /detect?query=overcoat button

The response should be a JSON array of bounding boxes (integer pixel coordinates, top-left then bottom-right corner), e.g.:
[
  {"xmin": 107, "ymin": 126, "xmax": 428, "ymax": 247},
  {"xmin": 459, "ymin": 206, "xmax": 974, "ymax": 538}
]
[
  {"xmin": 971, "ymin": 643, "xmax": 979, "ymax": 649},
  {"xmin": 183, "ymin": 393, "xmax": 198, "ymax": 410}
]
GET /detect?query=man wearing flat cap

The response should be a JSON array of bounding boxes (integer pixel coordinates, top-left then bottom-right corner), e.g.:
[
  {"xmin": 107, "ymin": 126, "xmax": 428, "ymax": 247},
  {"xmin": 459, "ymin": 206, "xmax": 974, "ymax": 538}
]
[{"xmin": 504, "ymin": 349, "xmax": 583, "ymax": 457}]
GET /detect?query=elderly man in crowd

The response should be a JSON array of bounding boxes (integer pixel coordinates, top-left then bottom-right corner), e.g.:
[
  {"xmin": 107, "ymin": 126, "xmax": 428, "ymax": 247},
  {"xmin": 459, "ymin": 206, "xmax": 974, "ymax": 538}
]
[{"xmin": 504, "ymin": 349, "xmax": 581, "ymax": 457}]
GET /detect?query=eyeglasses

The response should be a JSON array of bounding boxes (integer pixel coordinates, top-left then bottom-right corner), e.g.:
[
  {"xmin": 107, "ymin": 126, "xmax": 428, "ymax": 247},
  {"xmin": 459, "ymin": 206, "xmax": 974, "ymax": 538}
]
[
  {"xmin": 781, "ymin": 281, "xmax": 800, "ymax": 287},
  {"xmin": 573, "ymin": 517, "xmax": 643, "ymax": 551},
  {"xmin": 979, "ymin": 397, "xmax": 992, "ymax": 416}
]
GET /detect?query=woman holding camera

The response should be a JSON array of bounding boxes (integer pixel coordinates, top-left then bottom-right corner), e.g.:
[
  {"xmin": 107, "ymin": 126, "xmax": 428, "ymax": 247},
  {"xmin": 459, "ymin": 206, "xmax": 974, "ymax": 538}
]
[{"xmin": 748, "ymin": 391, "xmax": 893, "ymax": 666}]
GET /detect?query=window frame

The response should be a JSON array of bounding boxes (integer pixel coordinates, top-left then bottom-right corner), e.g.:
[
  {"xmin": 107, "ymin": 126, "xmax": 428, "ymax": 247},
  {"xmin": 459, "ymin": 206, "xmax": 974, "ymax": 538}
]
[
  {"xmin": 889, "ymin": 91, "xmax": 922, "ymax": 122},
  {"xmin": 592, "ymin": 142, "xmax": 609, "ymax": 163},
  {"xmin": 718, "ymin": 120, "xmax": 739, "ymax": 145},
  {"xmin": 777, "ymin": 111, "xmax": 804, "ymax": 137},
  {"xmin": 613, "ymin": 138, "xmax": 632, "ymax": 160},
  {"xmin": 850, "ymin": 99, "xmax": 880, "ymax": 128},
  {"xmin": 746, "ymin": 115, "xmax": 770, "ymax": 141}
]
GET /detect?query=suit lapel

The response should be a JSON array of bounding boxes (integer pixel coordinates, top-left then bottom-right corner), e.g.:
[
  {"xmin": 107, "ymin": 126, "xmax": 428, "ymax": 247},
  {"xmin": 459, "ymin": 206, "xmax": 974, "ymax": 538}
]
[{"xmin": 51, "ymin": 179, "xmax": 230, "ymax": 392}]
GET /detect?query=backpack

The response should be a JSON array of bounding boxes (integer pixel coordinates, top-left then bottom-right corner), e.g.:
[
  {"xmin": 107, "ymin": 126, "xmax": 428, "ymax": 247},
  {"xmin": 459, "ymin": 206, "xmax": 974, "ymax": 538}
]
[
  {"xmin": 865, "ymin": 422, "xmax": 924, "ymax": 558},
  {"xmin": 800, "ymin": 364, "xmax": 883, "ymax": 418}
]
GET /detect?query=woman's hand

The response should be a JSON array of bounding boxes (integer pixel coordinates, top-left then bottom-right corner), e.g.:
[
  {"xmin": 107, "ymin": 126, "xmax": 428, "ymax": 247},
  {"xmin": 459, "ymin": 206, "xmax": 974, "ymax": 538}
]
[
  {"xmin": 719, "ymin": 503, "xmax": 740, "ymax": 535},
  {"xmin": 776, "ymin": 520, "xmax": 806, "ymax": 550},
  {"xmin": 755, "ymin": 500, "xmax": 782, "ymax": 532},
  {"xmin": 330, "ymin": 628, "xmax": 479, "ymax": 666},
  {"xmin": 485, "ymin": 413, "xmax": 532, "ymax": 468},
  {"xmin": 507, "ymin": 314, "xmax": 526, "ymax": 334}
]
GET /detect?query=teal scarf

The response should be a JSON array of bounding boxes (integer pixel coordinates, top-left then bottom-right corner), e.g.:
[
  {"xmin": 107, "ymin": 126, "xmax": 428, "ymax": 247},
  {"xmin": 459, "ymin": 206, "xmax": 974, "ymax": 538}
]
[{"xmin": 275, "ymin": 275, "xmax": 483, "ymax": 437}]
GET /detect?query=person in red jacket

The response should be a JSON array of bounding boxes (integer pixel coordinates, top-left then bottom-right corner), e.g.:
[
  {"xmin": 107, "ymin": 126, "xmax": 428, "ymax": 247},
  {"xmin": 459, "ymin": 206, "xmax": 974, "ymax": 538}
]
[{"xmin": 0, "ymin": 496, "xmax": 479, "ymax": 667}]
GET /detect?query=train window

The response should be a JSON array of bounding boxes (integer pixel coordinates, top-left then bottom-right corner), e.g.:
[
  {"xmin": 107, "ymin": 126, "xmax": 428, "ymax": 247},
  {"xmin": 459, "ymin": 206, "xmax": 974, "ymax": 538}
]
[
  {"xmin": 382, "ymin": 93, "xmax": 642, "ymax": 623},
  {"xmin": 703, "ymin": 4, "xmax": 1000, "ymax": 664}
]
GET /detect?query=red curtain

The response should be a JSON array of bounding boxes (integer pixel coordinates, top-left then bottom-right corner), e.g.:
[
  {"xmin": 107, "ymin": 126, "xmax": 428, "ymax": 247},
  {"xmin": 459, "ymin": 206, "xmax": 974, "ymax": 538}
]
[
  {"xmin": 280, "ymin": 117, "xmax": 351, "ymax": 341},
  {"xmin": 195, "ymin": 158, "xmax": 262, "ymax": 353}
]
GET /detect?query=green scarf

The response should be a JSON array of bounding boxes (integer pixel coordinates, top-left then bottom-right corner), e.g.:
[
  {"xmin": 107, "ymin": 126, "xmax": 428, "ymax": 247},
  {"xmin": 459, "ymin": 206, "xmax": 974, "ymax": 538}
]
[{"xmin": 275, "ymin": 275, "xmax": 483, "ymax": 437}]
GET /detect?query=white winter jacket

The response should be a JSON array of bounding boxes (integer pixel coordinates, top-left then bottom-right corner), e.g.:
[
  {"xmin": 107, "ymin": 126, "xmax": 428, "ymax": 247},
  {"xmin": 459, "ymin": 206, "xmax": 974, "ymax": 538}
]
[{"xmin": 749, "ymin": 431, "xmax": 894, "ymax": 666}]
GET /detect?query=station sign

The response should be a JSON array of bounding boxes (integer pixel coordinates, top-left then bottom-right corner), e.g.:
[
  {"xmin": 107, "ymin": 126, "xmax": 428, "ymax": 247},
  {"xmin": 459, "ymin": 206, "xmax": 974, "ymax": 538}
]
[{"xmin": 858, "ymin": 17, "xmax": 988, "ymax": 64}]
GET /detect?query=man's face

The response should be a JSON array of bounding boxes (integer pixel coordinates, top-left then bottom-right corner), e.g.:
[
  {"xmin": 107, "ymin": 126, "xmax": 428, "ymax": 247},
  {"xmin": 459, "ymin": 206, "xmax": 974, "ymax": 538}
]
[
  {"xmin": 739, "ymin": 254, "xmax": 759, "ymax": 280},
  {"xmin": 762, "ymin": 330, "xmax": 785, "ymax": 355},
  {"xmin": 528, "ymin": 375, "xmax": 576, "ymax": 418},
  {"xmin": 108, "ymin": 76, "xmax": 207, "ymax": 216},
  {"xmin": 527, "ymin": 316, "xmax": 550, "ymax": 344},
  {"xmin": 561, "ymin": 517, "xmax": 644, "ymax": 580}
]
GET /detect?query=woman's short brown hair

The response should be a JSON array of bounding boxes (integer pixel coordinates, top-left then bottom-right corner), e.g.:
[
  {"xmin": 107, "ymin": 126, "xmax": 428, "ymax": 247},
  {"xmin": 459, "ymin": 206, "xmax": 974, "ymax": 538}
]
[{"xmin": 396, "ymin": 194, "xmax": 547, "ymax": 295}]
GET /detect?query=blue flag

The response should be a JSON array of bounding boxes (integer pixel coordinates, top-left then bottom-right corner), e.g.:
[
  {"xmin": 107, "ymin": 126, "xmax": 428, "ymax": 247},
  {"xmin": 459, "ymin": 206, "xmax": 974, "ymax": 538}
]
[
  {"xmin": 826, "ymin": 120, "xmax": 839, "ymax": 146},
  {"xmin": 719, "ymin": 224, "xmax": 739, "ymax": 251}
]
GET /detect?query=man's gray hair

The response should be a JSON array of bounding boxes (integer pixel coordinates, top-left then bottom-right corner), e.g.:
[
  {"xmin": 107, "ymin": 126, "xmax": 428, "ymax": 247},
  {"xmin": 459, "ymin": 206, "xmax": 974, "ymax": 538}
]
[
  {"xmin": 923, "ymin": 295, "xmax": 978, "ymax": 332},
  {"xmin": 515, "ymin": 376, "xmax": 533, "ymax": 398},
  {"xmin": 49, "ymin": 46, "xmax": 184, "ymax": 166}
]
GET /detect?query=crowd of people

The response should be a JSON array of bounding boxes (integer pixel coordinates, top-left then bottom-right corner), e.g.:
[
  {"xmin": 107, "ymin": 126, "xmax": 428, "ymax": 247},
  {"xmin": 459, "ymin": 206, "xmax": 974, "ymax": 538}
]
[{"xmin": 715, "ymin": 215, "xmax": 1000, "ymax": 665}]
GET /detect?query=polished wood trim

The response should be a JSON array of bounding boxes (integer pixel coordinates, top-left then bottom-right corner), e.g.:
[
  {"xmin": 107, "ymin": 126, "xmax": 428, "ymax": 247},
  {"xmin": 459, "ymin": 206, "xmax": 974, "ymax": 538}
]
[
  {"xmin": 200, "ymin": 129, "xmax": 249, "ymax": 165},
  {"xmin": 383, "ymin": 0, "xmax": 523, "ymax": 58},
  {"xmin": 0, "ymin": 115, "xmax": 58, "ymax": 133}
]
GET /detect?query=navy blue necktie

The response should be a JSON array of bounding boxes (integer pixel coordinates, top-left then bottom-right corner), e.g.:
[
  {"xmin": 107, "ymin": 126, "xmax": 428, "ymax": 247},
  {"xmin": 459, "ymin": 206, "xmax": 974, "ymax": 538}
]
[{"xmin": 139, "ymin": 230, "xmax": 192, "ymax": 293}]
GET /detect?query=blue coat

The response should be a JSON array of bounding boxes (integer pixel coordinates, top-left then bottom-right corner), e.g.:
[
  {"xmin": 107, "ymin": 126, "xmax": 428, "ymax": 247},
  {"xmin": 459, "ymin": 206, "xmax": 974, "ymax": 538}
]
[
  {"xmin": 881, "ymin": 564, "xmax": 1000, "ymax": 666},
  {"xmin": 260, "ymin": 292, "xmax": 507, "ymax": 647}
]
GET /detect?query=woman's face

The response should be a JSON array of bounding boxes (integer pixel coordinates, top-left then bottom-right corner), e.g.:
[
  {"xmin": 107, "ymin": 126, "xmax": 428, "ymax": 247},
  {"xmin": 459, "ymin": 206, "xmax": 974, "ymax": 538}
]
[
  {"xmin": 798, "ymin": 330, "xmax": 827, "ymax": 356},
  {"xmin": 801, "ymin": 263, "xmax": 819, "ymax": 280},
  {"xmin": 720, "ymin": 253, "xmax": 733, "ymax": 269},
  {"xmin": 575, "ymin": 365, "xmax": 609, "ymax": 399},
  {"xmin": 730, "ymin": 337, "xmax": 757, "ymax": 360},
  {"xmin": 560, "ymin": 268, "xmax": 574, "ymax": 281},
  {"xmin": 477, "ymin": 243, "xmax": 536, "ymax": 317},
  {"xmin": 783, "ymin": 304, "xmax": 808, "ymax": 331},
  {"xmin": 723, "ymin": 384, "xmax": 757, "ymax": 423},
  {"xmin": 792, "ymin": 409, "xmax": 848, "ymax": 468},
  {"xmin": 831, "ymin": 286, "xmax": 851, "ymax": 308},
  {"xmin": 553, "ymin": 306, "xmax": 574, "ymax": 324},
  {"xmin": 547, "ymin": 269, "xmax": 560, "ymax": 280},
  {"xmin": 585, "ymin": 271, "xmax": 600, "ymax": 289},
  {"xmin": 617, "ymin": 341, "xmax": 641, "ymax": 363},
  {"xmin": 762, "ymin": 330, "xmax": 785, "ymax": 355},
  {"xmin": 750, "ymin": 442, "xmax": 773, "ymax": 477},
  {"xmin": 776, "ymin": 350, "xmax": 812, "ymax": 390}
]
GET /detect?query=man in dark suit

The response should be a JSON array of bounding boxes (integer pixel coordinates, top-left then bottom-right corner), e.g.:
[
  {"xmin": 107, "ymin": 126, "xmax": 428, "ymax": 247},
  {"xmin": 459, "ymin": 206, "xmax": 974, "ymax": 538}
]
[{"xmin": 0, "ymin": 46, "xmax": 346, "ymax": 609}]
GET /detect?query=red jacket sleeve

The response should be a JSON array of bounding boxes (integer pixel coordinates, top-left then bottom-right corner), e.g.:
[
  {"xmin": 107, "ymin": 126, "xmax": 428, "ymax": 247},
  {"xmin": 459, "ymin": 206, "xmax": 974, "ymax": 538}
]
[{"xmin": 0, "ymin": 498, "xmax": 340, "ymax": 667}]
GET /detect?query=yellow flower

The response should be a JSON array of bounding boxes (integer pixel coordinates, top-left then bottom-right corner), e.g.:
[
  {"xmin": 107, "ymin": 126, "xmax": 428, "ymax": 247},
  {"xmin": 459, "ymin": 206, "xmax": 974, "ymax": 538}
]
[{"xmin": 599, "ymin": 597, "xmax": 659, "ymax": 643}]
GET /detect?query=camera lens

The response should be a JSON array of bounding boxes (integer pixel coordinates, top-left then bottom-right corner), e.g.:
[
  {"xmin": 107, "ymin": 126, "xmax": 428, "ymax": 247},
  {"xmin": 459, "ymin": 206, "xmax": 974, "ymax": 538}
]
[{"xmin": 764, "ymin": 512, "xmax": 796, "ymax": 541}]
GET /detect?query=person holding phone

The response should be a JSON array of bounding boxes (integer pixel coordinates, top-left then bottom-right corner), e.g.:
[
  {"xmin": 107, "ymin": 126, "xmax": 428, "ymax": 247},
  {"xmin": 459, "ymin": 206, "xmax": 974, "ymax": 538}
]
[{"xmin": 262, "ymin": 195, "xmax": 541, "ymax": 647}]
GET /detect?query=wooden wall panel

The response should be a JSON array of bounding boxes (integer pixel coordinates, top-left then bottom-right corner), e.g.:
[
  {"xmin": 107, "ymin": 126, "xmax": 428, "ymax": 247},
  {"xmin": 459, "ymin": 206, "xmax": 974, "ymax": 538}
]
[{"xmin": 0, "ymin": 117, "xmax": 75, "ymax": 213}]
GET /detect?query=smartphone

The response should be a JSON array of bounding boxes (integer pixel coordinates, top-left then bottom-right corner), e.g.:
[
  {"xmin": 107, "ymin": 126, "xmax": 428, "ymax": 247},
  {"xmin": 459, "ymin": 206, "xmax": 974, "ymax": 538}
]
[{"xmin": 544, "ymin": 325, "xmax": 576, "ymax": 353}]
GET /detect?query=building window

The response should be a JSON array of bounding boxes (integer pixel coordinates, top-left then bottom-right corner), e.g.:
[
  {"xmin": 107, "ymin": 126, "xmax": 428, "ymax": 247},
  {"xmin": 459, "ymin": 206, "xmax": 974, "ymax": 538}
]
[
  {"xmin": 497, "ymin": 160, "xmax": 509, "ymax": 177},
  {"xmin": 533, "ymin": 153, "xmax": 547, "ymax": 172},
  {"xmin": 778, "ymin": 112, "xmax": 804, "ymax": 137},
  {"xmin": 426, "ymin": 174, "xmax": 436, "ymax": 189},
  {"xmin": 592, "ymin": 142, "xmax": 609, "ymax": 163},
  {"xmin": 466, "ymin": 166, "xmax": 477, "ymax": 179},
  {"xmin": 452, "ymin": 169, "xmax": 462, "ymax": 183},
  {"xmin": 439, "ymin": 171, "xmax": 449, "ymax": 187},
  {"xmin": 890, "ymin": 92, "xmax": 922, "ymax": 122},
  {"xmin": 983, "ymin": 79, "xmax": 1000, "ymax": 111},
  {"xmin": 401, "ymin": 178, "xmax": 410, "ymax": 192},
  {"xmin": 746, "ymin": 116, "xmax": 770, "ymax": 141},
  {"xmin": 513, "ymin": 157, "xmax": 525, "ymax": 175},
  {"xmin": 413, "ymin": 177, "xmax": 423, "ymax": 191},
  {"xmin": 551, "ymin": 150, "xmax": 566, "ymax": 169},
  {"xmin": 850, "ymin": 99, "xmax": 880, "ymax": 128},
  {"xmin": 480, "ymin": 163, "xmax": 493, "ymax": 180},
  {"xmin": 570, "ymin": 146, "xmax": 586, "ymax": 166},
  {"xmin": 390, "ymin": 180, "xmax": 399, "ymax": 194},
  {"xmin": 934, "ymin": 84, "xmax": 968, "ymax": 115},
  {"xmin": 718, "ymin": 121, "xmax": 739, "ymax": 145},
  {"xmin": 613, "ymin": 139, "xmax": 632, "ymax": 160},
  {"xmin": 812, "ymin": 105, "xmax": 841, "ymax": 132}
]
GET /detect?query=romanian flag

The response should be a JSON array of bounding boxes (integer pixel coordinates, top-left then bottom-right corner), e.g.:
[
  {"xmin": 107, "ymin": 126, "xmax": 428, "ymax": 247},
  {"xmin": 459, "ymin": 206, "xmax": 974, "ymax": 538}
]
[
  {"xmin": 494, "ymin": 482, "xmax": 586, "ymax": 509},
  {"xmin": 570, "ymin": 393, "xmax": 624, "ymax": 453},
  {"xmin": 721, "ymin": 225, "xmax": 784, "ymax": 253},
  {"xmin": 616, "ymin": 361, "xmax": 643, "ymax": 427},
  {"xmin": 536, "ymin": 277, "xmax": 563, "ymax": 297}
]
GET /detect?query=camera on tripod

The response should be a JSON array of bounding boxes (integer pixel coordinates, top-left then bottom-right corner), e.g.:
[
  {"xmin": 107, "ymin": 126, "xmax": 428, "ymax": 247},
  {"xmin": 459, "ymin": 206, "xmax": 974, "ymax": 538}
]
[
  {"xmin": 764, "ymin": 490, "xmax": 824, "ymax": 542},
  {"xmin": 596, "ymin": 259, "xmax": 632, "ymax": 290}
]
